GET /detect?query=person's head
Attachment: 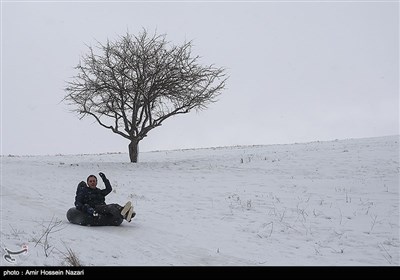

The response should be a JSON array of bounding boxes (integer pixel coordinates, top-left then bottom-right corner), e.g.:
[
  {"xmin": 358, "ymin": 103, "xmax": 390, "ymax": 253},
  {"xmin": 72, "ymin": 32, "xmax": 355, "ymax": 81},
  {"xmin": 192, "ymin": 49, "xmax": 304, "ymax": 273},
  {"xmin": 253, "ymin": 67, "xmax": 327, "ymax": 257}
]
[{"xmin": 87, "ymin": 175, "xmax": 97, "ymax": 189}]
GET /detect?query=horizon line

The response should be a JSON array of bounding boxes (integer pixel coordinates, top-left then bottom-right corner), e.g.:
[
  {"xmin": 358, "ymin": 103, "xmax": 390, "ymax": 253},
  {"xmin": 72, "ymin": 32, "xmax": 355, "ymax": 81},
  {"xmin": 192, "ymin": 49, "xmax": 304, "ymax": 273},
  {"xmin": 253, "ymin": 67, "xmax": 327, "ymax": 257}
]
[{"xmin": 1, "ymin": 134, "xmax": 398, "ymax": 158}]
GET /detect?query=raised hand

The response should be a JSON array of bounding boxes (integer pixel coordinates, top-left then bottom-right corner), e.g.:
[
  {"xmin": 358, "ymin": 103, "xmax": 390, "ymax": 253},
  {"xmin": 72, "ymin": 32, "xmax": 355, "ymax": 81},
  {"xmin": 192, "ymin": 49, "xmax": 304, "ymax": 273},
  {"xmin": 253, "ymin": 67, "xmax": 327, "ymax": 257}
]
[{"xmin": 99, "ymin": 172, "xmax": 107, "ymax": 180}]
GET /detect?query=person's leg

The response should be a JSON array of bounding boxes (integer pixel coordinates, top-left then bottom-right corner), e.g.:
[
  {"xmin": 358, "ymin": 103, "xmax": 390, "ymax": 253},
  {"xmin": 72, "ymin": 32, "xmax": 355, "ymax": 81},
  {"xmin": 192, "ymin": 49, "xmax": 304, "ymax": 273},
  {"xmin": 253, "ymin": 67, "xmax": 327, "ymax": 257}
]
[
  {"xmin": 93, "ymin": 204, "xmax": 123, "ymax": 226},
  {"xmin": 95, "ymin": 204, "xmax": 122, "ymax": 217},
  {"xmin": 108, "ymin": 204, "xmax": 124, "ymax": 217},
  {"xmin": 96, "ymin": 202, "xmax": 135, "ymax": 223},
  {"xmin": 106, "ymin": 204, "xmax": 125, "ymax": 225}
]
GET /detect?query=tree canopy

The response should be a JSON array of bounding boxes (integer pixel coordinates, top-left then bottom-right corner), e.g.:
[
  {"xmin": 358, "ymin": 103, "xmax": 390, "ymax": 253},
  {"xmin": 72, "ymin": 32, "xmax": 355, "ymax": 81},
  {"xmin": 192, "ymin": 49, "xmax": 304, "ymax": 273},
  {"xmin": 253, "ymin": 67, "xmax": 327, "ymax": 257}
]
[{"xmin": 64, "ymin": 29, "xmax": 228, "ymax": 162}]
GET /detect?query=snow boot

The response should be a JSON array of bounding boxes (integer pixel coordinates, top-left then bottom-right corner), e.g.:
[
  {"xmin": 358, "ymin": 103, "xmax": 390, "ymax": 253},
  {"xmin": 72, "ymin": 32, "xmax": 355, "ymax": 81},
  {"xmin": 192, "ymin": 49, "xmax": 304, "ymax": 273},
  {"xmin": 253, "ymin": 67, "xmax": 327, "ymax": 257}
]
[
  {"xmin": 120, "ymin": 201, "xmax": 132, "ymax": 217},
  {"xmin": 125, "ymin": 206, "xmax": 136, "ymax": 222}
]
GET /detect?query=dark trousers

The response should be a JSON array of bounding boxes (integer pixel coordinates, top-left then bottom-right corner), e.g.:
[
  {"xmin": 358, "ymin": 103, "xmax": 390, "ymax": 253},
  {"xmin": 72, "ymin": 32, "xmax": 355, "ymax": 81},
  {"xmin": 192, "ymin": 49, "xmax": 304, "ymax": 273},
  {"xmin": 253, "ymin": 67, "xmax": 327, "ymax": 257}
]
[{"xmin": 94, "ymin": 204, "xmax": 123, "ymax": 219}]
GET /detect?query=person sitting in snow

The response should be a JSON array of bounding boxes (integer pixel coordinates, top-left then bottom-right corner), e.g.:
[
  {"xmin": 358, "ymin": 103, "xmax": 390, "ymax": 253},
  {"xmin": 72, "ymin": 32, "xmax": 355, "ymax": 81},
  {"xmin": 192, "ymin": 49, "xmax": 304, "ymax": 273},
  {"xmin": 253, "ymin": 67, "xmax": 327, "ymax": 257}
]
[{"xmin": 74, "ymin": 172, "xmax": 135, "ymax": 223}]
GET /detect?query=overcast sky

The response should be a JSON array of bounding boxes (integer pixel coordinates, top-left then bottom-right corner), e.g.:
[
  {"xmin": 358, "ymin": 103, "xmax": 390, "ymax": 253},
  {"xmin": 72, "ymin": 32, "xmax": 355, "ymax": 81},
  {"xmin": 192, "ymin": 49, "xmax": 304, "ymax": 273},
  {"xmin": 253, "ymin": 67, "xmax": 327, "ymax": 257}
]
[{"xmin": 1, "ymin": 1, "xmax": 398, "ymax": 156}]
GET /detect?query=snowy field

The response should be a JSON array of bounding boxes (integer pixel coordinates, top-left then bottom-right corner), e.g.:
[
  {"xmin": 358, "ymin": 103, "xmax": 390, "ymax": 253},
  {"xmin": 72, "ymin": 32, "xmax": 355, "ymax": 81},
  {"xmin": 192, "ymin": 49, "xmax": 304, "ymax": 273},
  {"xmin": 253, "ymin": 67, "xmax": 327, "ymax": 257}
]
[{"xmin": 1, "ymin": 135, "xmax": 399, "ymax": 266}]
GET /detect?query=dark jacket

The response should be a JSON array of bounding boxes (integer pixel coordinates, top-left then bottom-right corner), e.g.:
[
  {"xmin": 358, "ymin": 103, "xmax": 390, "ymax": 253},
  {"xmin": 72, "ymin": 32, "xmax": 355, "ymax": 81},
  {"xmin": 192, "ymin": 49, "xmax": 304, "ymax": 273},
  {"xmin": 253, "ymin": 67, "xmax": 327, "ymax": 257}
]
[{"xmin": 74, "ymin": 178, "xmax": 112, "ymax": 214}]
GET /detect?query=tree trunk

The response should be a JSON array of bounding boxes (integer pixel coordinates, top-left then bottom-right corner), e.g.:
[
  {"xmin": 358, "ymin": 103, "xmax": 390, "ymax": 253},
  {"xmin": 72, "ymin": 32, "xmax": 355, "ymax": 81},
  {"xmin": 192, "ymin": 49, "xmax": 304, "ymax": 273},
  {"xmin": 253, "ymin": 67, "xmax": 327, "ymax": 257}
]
[{"xmin": 128, "ymin": 140, "xmax": 139, "ymax": 163}]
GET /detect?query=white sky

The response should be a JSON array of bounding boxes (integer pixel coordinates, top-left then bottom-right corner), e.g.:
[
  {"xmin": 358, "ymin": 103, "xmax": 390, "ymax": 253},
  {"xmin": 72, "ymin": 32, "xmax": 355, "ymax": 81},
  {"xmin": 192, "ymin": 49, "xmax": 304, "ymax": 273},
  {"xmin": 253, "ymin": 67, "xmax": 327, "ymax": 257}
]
[{"xmin": 1, "ymin": 0, "xmax": 399, "ymax": 156}]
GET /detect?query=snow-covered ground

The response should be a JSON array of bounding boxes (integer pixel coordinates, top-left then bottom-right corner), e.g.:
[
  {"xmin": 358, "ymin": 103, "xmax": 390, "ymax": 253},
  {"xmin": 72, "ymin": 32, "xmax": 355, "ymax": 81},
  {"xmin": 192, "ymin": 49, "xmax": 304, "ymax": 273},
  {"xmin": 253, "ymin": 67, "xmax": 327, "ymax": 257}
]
[{"xmin": 1, "ymin": 135, "xmax": 399, "ymax": 266}]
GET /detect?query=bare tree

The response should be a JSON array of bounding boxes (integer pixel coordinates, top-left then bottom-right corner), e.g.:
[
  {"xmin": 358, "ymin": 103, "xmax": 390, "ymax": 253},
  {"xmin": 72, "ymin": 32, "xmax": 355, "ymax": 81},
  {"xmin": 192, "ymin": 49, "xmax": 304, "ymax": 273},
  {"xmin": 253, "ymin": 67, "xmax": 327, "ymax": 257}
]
[{"xmin": 64, "ymin": 29, "xmax": 228, "ymax": 162}]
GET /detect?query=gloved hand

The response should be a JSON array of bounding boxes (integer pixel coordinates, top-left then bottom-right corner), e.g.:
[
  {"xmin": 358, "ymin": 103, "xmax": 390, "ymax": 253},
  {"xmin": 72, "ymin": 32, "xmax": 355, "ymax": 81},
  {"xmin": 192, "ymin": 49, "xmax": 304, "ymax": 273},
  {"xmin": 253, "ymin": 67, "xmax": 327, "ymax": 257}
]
[
  {"xmin": 87, "ymin": 207, "xmax": 98, "ymax": 217},
  {"xmin": 99, "ymin": 172, "xmax": 107, "ymax": 181}
]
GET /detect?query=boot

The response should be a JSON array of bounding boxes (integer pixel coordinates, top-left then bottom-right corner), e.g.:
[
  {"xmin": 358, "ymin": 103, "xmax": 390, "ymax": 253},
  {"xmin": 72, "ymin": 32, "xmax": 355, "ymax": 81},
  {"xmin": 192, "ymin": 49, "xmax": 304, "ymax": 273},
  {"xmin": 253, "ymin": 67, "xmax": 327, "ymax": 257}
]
[
  {"xmin": 125, "ymin": 206, "xmax": 136, "ymax": 222},
  {"xmin": 120, "ymin": 201, "xmax": 132, "ymax": 217}
]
